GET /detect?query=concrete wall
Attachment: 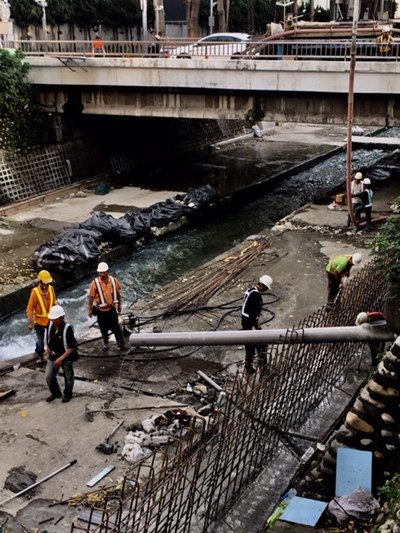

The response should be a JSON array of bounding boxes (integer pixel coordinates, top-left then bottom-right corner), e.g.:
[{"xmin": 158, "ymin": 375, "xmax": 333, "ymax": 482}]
[{"xmin": 28, "ymin": 57, "xmax": 400, "ymax": 125}]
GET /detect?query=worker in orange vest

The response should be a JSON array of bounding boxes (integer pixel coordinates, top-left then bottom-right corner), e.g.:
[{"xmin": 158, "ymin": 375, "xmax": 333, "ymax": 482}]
[
  {"xmin": 27, "ymin": 270, "xmax": 57, "ymax": 363},
  {"xmin": 92, "ymin": 34, "xmax": 105, "ymax": 56}
]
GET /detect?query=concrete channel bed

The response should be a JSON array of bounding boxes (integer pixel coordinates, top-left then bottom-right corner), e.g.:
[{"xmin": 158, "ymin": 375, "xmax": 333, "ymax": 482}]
[{"xmin": 0, "ymin": 123, "xmax": 399, "ymax": 532}]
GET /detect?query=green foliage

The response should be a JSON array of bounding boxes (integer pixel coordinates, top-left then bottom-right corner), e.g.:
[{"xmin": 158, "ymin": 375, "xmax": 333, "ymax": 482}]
[
  {"xmin": 373, "ymin": 210, "xmax": 400, "ymax": 291},
  {"xmin": 10, "ymin": 0, "xmax": 42, "ymax": 33},
  {"xmin": 378, "ymin": 473, "xmax": 400, "ymax": 516},
  {"xmin": 0, "ymin": 49, "xmax": 41, "ymax": 153}
]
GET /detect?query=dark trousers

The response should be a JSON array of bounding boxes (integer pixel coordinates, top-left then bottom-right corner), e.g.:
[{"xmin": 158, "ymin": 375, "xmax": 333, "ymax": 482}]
[
  {"xmin": 46, "ymin": 359, "xmax": 74, "ymax": 399},
  {"xmin": 327, "ymin": 272, "xmax": 340, "ymax": 303},
  {"xmin": 355, "ymin": 204, "xmax": 372, "ymax": 228},
  {"xmin": 97, "ymin": 307, "xmax": 125, "ymax": 346},
  {"xmin": 242, "ymin": 317, "xmax": 257, "ymax": 367},
  {"xmin": 34, "ymin": 323, "xmax": 47, "ymax": 356},
  {"xmin": 347, "ymin": 203, "xmax": 361, "ymax": 226}
]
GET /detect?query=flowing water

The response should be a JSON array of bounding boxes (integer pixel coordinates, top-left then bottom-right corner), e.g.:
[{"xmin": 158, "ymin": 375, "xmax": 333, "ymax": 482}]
[{"xmin": 0, "ymin": 143, "xmax": 398, "ymax": 361}]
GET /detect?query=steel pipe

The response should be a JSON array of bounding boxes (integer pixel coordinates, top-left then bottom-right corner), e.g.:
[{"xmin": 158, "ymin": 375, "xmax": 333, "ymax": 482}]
[{"xmin": 130, "ymin": 325, "xmax": 394, "ymax": 347}]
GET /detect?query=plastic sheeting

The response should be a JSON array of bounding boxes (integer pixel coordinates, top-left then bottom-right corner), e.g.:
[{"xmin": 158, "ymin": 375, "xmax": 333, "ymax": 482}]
[
  {"xmin": 327, "ymin": 487, "xmax": 380, "ymax": 524},
  {"xmin": 33, "ymin": 184, "xmax": 218, "ymax": 272}
]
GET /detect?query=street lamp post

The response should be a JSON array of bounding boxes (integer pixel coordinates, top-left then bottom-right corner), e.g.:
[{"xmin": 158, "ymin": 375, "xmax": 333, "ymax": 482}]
[
  {"xmin": 35, "ymin": 0, "xmax": 48, "ymax": 41},
  {"xmin": 140, "ymin": 0, "xmax": 148, "ymax": 40},
  {"xmin": 276, "ymin": 0, "xmax": 294, "ymax": 26},
  {"xmin": 209, "ymin": 0, "xmax": 217, "ymax": 34}
]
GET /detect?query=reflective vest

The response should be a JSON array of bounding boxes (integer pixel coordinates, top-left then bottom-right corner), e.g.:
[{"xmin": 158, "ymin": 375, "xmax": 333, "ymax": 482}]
[
  {"xmin": 95, "ymin": 276, "xmax": 118, "ymax": 308},
  {"xmin": 33, "ymin": 285, "xmax": 56, "ymax": 318},
  {"xmin": 47, "ymin": 322, "xmax": 72, "ymax": 352}
]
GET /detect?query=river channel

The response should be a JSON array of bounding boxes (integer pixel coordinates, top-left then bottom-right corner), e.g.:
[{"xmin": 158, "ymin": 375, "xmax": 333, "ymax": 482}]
[{"xmin": 0, "ymin": 141, "xmax": 398, "ymax": 361}]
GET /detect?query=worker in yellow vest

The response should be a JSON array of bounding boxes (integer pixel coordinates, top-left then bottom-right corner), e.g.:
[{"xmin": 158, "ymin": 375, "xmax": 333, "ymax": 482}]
[{"xmin": 27, "ymin": 270, "xmax": 57, "ymax": 362}]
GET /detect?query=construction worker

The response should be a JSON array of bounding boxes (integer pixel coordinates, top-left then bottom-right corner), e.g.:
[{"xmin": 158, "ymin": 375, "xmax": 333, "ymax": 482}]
[
  {"xmin": 45, "ymin": 305, "xmax": 78, "ymax": 403},
  {"xmin": 354, "ymin": 177, "xmax": 373, "ymax": 231},
  {"xmin": 92, "ymin": 34, "xmax": 105, "ymax": 56},
  {"xmin": 241, "ymin": 275, "xmax": 273, "ymax": 374},
  {"xmin": 88, "ymin": 262, "xmax": 126, "ymax": 351},
  {"xmin": 27, "ymin": 270, "xmax": 57, "ymax": 363},
  {"xmin": 326, "ymin": 253, "xmax": 362, "ymax": 304},
  {"xmin": 346, "ymin": 171, "xmax": 364, "ymax": 227},
  {"xmin": 355, "ymin": 311, "xmax": 386, "ymax": 366},
  {"xmin": 377, "ymin": 26, "xmax": 393, "ymax": 56}
]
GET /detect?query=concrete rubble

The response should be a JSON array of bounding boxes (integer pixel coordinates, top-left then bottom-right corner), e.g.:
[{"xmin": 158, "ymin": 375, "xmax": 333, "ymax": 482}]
[{"xmin": 0, "ymin": 123, "xmax": 399, "ymax": 532}]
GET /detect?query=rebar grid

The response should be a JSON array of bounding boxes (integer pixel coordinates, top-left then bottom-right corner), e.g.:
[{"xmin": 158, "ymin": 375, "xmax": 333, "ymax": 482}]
[
  {"xmin": 0, "ymin": 139, "xmax": 111, "ymax": 206},
  {"xmin": 71, "ymin": 262, "xmax": 387, "ymax": 533}
]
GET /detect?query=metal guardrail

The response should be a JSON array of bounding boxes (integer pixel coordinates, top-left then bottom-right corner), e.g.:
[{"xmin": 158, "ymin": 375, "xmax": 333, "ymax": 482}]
[
  {"xmin": 70, "ymin": 260, "xmax": 387, "ymax": 533},
  {"xmin": 2, "ymin": 38, "xmax": 400, "ymax": 61}
]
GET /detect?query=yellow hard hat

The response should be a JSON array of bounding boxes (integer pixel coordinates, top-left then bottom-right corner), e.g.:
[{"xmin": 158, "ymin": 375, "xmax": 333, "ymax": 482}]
[{"xmin": 37, "ymin": 270, "xmax": 53, "ymax": 284}]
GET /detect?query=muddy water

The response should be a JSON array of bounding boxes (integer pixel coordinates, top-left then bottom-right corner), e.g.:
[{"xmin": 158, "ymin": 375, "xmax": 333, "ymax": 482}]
[{"xmin": 0, "ymin": 144, "xmax": 396, "ymax": 361}]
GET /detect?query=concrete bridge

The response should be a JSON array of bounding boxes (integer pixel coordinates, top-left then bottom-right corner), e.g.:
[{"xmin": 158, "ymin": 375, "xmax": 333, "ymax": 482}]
[{"xmin": 22, "ymin": 41, "xmax": 400, "ymax": 125}]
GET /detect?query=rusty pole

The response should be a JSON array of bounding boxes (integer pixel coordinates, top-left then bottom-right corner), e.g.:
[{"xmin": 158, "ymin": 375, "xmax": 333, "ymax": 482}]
[{"xmin": 346, "ymin": 0, "xmax": 360, "ymax": 229}]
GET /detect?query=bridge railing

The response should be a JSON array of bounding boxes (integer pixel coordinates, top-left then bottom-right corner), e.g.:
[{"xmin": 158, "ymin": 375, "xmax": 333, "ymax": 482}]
[{"xmin": 1, "ymin": 38, "xmax": 399, "ymax": 61}]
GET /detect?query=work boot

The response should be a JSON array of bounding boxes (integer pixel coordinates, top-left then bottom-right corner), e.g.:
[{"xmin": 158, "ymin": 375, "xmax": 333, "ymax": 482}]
[
  {"xmin": 62, "ymin": 396, "xmax": 72, "ymax": 403},
  {"xmin": 36, "ymin": 352, "xmax": 45, "ymax": 364},
  {"xmin": 102, "ymin": 343, "xmax": 109, "ymax": 351},
  {"xmin": 46, "ymin": 393, "xmax": 62, "ymax": 402},
  {"xmin": 117, "ymin": 343, "xmax": 127, "ymax": 351}
]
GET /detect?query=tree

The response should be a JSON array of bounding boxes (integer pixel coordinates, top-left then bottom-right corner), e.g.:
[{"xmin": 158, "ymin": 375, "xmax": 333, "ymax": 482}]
[
  {"xmin": 187, "ymin": 0, "xmax": 201, "ymax": 37},
  {"xmin": 10, "ymin": 0, "xmax": 42, "ymax": 36},
  {"xmin": 217, "ymin": 0, "xmax": 229, "ymax": 32},
  {"xmin": 0, "ymin": 49, "xmax": 41, "ymax": 152}
]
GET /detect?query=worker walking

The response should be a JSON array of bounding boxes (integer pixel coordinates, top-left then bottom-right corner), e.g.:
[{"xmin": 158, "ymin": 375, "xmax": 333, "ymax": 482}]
[
  {"xmin": 326, "ymin": 253, "xmax": 362, "ymax": 304},
  {"xmin": 27, "ymin": 270, "xmax": 57, "ymax": 363},
  {"xmin": 45, "ymin": 305, "xmax": 78, "ymax": 403},
  {"xmin": 88, "ymin": 262, "xmax": 126, "ymax": 351},
  {"xmin": 241, "ymin": 275, "xmax": 273, "ymax": 375}
]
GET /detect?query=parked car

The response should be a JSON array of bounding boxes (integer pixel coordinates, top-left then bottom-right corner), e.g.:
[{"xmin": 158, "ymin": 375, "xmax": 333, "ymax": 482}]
[{"xmin": 171, "ymin": 33, "xmax": 251, "ymax": 59}]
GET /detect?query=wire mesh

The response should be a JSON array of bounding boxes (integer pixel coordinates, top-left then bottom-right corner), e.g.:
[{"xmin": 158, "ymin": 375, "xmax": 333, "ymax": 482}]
[{"xmin": 71, "ymin": 261, "xmax": 387, "ymax": 533}]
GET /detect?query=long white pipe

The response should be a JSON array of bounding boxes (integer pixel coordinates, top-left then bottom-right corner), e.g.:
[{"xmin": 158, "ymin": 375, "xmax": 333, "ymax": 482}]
[{"xmin": 130, "ymin": 325, "xmax": 394, "ymax": 346}]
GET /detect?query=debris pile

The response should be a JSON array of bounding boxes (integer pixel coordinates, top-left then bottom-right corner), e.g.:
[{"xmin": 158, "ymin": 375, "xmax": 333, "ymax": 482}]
[
  {"xmin": 122, "ymin": 408, "xmax": 209, "ymax": 463},
  {"xmin": 32, "ymin": 185, "xmax": 218, "ymax": 272}
]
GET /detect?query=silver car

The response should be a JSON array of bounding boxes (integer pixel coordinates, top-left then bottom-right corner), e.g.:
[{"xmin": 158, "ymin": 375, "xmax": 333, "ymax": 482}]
[{"xmin": 171, "ymin": 32, "xmax": 251, "ymax": 59}]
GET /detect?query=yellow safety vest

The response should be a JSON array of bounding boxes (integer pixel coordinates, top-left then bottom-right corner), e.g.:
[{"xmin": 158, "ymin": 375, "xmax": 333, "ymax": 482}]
[{"xmin": 33, "ymin": 285, "xmax": 55, "ymax": 318}]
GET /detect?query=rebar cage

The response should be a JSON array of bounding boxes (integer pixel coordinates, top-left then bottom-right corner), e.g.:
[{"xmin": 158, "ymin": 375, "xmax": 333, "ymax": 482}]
[{"xmin": 71, "ymin": 260, "xmax": 386, "ymax": 533}]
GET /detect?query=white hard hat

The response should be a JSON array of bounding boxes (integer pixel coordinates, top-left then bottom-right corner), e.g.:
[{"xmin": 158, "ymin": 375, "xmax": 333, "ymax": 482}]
[
  {"xmin": 352, "ymin": 253, "xmax": 362, "ymax": 265},
  {"xmin": 354, "ymin": 172, "xmax": 363, "ymax": 180},
  {"xmin": 383, "ymin": 25, "xmax": 391, "ymax": 32},
  {"xmin": 259, "ymin": 275, "xmax": 273, "ymax": 289},
  {"xmin": 355, "ymin": 312, "xmax": 369, "ymax": 326},
  {"xmin": 362, "ymin": 178, "xmax": 371, "ymax": 185},
  {"xmin": 48, "ymin": 305, "xmax": 65, "ymax": 320},
  {"xmin": 97, "ymin": 262, "xmax": 109, "ymax": 273}
]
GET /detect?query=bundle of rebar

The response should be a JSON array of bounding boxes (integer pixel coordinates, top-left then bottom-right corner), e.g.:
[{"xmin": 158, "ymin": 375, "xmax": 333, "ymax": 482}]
[{"xmin": 150, "ymin": 238, "xmax": 272, "ymax": 314}]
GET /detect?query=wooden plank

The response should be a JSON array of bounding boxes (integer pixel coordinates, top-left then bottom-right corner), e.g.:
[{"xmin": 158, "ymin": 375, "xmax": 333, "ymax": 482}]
[{"xmin": 0, "ymin": 390, "xmax": 16, "ymax": 401}]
